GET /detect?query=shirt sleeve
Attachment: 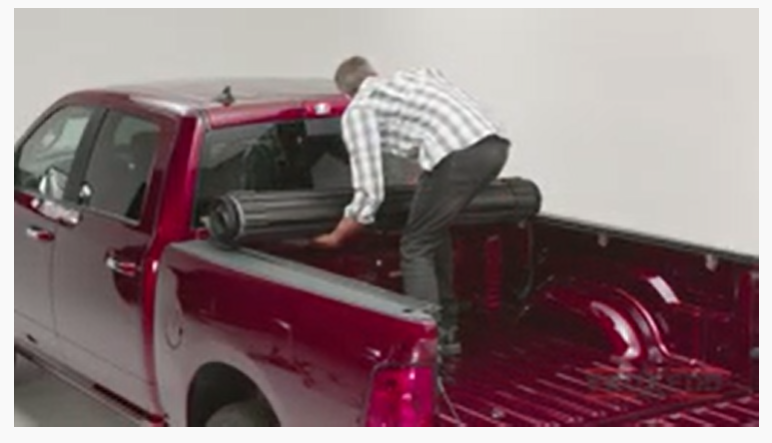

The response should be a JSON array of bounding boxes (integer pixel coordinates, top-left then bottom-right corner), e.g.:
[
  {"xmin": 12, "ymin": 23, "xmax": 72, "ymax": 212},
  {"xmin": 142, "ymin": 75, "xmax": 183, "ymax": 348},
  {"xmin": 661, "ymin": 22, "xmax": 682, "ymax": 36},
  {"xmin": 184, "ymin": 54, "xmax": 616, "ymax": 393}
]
[{"xmin": 341, "ymin": 106, "xmax": 385, "ymax": 225}]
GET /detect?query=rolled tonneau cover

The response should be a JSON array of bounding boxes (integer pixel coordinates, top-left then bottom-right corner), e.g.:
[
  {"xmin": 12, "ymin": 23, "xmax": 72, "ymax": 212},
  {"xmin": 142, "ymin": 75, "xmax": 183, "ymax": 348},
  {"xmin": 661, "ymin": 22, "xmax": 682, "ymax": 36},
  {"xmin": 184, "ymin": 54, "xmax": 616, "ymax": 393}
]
[{"xmin": 208, "ymin": 177, "xmax": 542, "ymax": 246}]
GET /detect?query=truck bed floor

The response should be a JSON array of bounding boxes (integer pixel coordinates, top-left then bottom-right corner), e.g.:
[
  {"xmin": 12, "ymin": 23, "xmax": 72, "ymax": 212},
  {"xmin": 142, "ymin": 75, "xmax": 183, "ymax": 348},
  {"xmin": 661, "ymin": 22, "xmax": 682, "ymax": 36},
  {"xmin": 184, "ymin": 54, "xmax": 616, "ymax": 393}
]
[{"xmin": 438, "ymin": 312, "xmax": 758, "ymax": 427}]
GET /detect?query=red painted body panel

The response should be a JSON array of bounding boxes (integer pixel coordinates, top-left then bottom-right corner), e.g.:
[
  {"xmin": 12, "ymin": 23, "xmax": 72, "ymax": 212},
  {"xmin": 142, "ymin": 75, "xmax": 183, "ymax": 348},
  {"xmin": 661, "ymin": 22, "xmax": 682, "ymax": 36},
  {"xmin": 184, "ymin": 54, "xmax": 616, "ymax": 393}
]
[
  {"xmin": 153, "ymin": 245, "xmax": 435, "ymax": 426},
  {"xmin": 14, "ymin": 192, "xmax": 61, "ymax": 361},
  {"xmin": 14, "ymin": 80, "xmax": 758, "ymax": 427}
]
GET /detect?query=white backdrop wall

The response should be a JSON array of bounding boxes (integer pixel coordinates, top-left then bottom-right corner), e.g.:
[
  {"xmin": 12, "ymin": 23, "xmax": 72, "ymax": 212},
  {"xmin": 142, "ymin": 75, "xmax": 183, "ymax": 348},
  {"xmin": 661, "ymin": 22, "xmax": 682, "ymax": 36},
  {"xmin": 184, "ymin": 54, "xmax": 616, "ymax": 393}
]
[{"xmin": 15, "ymin": 9, "xmax": 759, "ymax": 255}]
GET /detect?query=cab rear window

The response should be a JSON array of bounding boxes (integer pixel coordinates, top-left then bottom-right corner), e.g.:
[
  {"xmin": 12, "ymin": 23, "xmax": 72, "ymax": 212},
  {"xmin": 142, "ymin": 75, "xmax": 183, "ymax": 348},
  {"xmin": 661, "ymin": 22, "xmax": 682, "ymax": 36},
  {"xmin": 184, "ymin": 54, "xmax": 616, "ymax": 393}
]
[{"xmin": 193, "ymin": 118, "xmax": 419, "ymax": 227}]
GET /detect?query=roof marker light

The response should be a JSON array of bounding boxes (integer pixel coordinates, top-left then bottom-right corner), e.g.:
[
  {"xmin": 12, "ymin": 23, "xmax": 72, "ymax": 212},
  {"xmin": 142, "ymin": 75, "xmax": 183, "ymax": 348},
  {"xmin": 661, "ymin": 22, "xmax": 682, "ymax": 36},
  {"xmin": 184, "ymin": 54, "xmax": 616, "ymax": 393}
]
[{"xmin": 314, "ymin": 102, "xmax": 331, "ymax": 116}]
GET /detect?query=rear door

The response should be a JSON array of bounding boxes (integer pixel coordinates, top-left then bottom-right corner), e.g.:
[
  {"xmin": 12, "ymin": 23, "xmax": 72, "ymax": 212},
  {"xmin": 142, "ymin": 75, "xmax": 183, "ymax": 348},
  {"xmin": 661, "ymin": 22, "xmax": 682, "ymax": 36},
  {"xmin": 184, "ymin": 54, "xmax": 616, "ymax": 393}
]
[
  {"xmin": 14, "ymin": 105, "xmax": 102, "ymax": 359},
  {"xmin": 51, "ymin": 107, "xmax": 176, "ymax": 411}
]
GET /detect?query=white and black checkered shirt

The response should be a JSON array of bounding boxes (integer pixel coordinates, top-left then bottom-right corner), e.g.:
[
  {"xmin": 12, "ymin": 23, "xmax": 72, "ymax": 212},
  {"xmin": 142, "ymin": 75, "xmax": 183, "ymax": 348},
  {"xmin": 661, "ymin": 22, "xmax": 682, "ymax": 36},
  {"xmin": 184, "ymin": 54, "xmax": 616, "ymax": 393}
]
[{"xmin": 342, "ymin": 68, "xmax": 501, "ymax": 224}]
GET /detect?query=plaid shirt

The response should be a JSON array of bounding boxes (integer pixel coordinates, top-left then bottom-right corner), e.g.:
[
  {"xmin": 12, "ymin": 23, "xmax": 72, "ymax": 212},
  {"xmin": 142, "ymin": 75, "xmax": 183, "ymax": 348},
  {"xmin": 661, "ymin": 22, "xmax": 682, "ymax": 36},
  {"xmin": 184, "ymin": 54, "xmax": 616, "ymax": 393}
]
[{"xmin": 342, "ymin": 68, "xmax": 501, "ymax": 224}]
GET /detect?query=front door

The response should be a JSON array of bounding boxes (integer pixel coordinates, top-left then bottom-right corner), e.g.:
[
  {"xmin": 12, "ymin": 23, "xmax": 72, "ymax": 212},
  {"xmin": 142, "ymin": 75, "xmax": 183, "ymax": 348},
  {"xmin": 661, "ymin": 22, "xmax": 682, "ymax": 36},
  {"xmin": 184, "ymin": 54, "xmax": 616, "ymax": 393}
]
[
  {"xmin": 14, "ymin": 105, "xmax": 101, "ymax": 360},
  {"xmin": 52, "ymin": 108, "xmax": 174, "ymax": 411}
]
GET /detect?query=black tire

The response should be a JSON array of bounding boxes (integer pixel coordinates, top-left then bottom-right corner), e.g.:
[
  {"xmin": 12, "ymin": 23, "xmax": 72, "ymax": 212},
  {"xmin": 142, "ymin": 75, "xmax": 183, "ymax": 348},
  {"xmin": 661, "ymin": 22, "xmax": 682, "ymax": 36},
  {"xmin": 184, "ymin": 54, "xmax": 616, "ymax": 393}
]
[{"xmin": 205, "ymin": 401, "xmax": 276, "ymax": 427}]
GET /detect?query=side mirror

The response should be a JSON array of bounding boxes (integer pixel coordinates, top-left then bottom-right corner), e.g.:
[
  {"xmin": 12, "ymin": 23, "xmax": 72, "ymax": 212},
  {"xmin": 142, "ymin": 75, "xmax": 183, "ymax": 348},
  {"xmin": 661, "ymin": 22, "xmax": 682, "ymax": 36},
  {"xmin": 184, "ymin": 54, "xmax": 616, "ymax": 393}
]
[
  {"xmin": 38, "ymin": 167, "xmax": 68, "ymax": 201},
  {"xmin": 78, "ymin": 182, "xmax": 93, "ymax": 206}
]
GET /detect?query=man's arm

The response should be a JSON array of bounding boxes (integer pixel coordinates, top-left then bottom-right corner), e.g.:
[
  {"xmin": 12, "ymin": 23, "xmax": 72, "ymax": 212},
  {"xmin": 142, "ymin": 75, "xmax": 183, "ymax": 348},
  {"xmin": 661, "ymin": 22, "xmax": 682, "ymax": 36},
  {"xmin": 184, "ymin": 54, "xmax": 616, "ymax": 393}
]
[{"xmin": 314, "ymin": 106, "xmax": 384, "ymax": 248}]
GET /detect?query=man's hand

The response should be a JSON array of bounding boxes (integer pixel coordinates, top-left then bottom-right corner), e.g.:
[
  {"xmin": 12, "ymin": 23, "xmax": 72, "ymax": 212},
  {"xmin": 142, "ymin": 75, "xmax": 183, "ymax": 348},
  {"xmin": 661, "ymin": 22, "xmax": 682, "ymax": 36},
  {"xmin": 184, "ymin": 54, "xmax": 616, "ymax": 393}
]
[
  {"xmin": 312, "ymin": 217, "xmax": 365, "ymax": 249},
  {"xmin": 312, "ymin": 233, "xmax": 343, "ymax": 249}
]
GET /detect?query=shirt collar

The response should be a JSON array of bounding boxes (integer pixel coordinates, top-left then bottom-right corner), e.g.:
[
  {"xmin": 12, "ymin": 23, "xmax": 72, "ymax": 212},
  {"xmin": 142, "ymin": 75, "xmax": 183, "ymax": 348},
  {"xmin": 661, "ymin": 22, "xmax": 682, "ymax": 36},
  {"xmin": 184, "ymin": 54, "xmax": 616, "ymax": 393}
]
[{"xmin": 354, "ymin": 76, "xmax": 379, "ymax": 98}]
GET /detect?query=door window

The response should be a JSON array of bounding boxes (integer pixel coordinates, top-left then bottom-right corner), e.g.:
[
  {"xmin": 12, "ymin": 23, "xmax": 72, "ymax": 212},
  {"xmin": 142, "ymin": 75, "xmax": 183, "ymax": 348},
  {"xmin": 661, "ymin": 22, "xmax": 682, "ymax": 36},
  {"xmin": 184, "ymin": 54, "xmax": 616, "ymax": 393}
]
[
  {"xmin": 81, "ymin": 112, "xmax": 160, "ymax": 222},
  {"xmin": 15, "ymin": 106, "xmax": 95, "ymax": 200}
]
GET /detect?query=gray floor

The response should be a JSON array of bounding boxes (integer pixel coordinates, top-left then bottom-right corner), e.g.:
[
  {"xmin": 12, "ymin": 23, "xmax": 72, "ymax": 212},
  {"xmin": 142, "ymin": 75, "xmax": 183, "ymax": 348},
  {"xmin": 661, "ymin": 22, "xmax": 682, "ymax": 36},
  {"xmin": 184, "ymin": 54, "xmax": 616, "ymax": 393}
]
[{"xmin": 15, "ymin": 357, "xmax": 135, "ymax": 427}]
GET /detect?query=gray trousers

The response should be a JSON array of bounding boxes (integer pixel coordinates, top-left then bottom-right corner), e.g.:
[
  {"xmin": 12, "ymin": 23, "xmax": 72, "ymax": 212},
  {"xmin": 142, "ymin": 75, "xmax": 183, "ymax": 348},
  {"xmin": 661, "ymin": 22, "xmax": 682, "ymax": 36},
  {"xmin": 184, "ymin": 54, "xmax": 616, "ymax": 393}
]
[{"xmin": 401, "ymin": 135, "xmax": 510, "ymax": 330}]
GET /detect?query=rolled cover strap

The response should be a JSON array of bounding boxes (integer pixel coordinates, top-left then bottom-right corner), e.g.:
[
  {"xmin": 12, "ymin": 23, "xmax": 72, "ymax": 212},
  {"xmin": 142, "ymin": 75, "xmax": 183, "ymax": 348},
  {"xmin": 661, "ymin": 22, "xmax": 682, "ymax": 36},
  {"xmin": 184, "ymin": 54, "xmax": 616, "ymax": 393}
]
[{"xmin": 208, "ymin": 178, "xmax": 542, "ymax": 245}]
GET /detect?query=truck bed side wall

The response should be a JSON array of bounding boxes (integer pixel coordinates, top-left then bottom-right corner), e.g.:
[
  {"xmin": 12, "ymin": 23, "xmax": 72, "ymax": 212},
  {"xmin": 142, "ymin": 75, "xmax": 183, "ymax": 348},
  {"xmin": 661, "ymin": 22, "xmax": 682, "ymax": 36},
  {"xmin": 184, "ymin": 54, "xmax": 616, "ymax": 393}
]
[{"xmin": 154, "ymin": 241, "xmax": 436, "ymax": 427}]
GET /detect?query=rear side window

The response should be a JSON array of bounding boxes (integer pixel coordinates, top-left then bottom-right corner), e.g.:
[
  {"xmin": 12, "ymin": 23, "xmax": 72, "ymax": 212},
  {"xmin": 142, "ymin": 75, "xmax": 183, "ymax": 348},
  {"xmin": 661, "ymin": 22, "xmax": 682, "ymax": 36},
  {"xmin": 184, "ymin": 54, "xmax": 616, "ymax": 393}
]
[
  {"xmin": 15, "ymin": 106, "xmax": 95, "ymax": 200},
  {"xmin": 194, "ymin": 118, "xmax": 421, "ymax": 226},
  {"xmin": 81, "ymin": 112, "xmax": 160, "ymax": 222}
]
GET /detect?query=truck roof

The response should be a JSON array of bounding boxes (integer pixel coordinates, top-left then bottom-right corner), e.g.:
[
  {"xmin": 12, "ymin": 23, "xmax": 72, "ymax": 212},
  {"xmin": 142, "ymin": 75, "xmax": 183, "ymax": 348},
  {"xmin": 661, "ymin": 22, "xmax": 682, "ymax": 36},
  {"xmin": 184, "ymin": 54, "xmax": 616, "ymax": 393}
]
[{"xmin": 73, "ymin": 78, "xmax": 348, "ymax": 128}]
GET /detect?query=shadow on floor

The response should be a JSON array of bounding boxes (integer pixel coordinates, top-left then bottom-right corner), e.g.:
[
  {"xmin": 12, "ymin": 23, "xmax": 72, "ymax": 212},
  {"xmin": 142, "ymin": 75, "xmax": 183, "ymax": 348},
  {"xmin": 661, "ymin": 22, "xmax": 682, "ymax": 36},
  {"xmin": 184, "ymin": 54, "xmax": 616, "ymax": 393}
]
[{"xmin": 15, "ymin": 358, "xmax": 135, "ymax": 427}]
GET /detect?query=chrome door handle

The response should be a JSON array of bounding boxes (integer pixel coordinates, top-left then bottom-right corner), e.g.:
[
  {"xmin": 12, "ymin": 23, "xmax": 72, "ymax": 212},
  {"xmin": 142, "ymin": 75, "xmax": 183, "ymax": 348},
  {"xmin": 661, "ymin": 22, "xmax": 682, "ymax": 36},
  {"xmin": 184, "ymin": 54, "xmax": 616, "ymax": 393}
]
[
  {"xmin": 25, "ymin": 226, "xmax": 55, "ymax": 243},
  {"xmin": 105, "ymin": 256, "xmax": 139, "ymax": 278}
]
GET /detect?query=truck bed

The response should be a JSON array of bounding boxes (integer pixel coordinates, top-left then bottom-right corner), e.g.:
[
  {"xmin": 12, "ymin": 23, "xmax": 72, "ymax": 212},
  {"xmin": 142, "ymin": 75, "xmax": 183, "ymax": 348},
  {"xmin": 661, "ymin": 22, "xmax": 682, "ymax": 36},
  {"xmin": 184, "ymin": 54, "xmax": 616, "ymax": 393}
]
[
  {"xmin": 438, "ymin": 310, "xmax": 758, "ymax": 427},
  {"xmin": 261, "ymin": 218, "xmax": 758, "ymax": 427}
]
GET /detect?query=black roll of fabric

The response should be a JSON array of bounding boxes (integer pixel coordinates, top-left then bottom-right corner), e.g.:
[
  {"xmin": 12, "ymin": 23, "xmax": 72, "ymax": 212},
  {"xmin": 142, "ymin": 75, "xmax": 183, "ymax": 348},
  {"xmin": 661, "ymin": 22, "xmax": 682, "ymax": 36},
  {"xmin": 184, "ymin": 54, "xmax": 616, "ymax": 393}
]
[{"xmin": 208, "ymin": 178, "xmax": 542, "ymax": 246}]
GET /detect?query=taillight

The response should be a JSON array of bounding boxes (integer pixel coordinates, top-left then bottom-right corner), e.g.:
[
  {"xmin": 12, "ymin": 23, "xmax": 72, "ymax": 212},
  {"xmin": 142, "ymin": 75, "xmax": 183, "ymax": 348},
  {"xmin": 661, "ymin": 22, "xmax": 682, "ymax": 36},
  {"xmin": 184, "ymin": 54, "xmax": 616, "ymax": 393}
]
[
  {"xmin": 365, "ymin": 338, "xmax": 437, "ymax": 427},
  {"xmin": 365, "ymin": 364, "xmax": 436, "ymax": 427}
]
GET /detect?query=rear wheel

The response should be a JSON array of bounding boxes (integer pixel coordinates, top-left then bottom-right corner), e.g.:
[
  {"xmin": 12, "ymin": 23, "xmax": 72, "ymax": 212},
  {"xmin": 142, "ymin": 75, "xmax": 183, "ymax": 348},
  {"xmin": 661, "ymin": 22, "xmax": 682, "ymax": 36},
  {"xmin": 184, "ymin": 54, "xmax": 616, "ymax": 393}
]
[{"xmin": 205, "ymin": 401, "xmax": 276, "ymax": 427}]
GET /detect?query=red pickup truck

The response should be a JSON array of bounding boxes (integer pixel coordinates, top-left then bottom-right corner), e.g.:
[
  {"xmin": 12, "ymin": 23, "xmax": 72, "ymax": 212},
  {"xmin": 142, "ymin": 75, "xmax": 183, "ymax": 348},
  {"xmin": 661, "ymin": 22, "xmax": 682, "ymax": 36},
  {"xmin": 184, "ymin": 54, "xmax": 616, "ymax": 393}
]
[{"xmin": 14, "ymin": 79, "xmax": 759, "ymax": 427}]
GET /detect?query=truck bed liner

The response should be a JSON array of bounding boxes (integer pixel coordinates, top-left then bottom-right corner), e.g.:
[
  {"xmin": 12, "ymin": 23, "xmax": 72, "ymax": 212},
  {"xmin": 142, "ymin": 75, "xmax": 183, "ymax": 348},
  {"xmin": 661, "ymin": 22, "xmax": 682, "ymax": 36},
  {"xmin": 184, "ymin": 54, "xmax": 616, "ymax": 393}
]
[{"xmin": 439, "ymin": 313, "xmax": 758, "ymax": 427}]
